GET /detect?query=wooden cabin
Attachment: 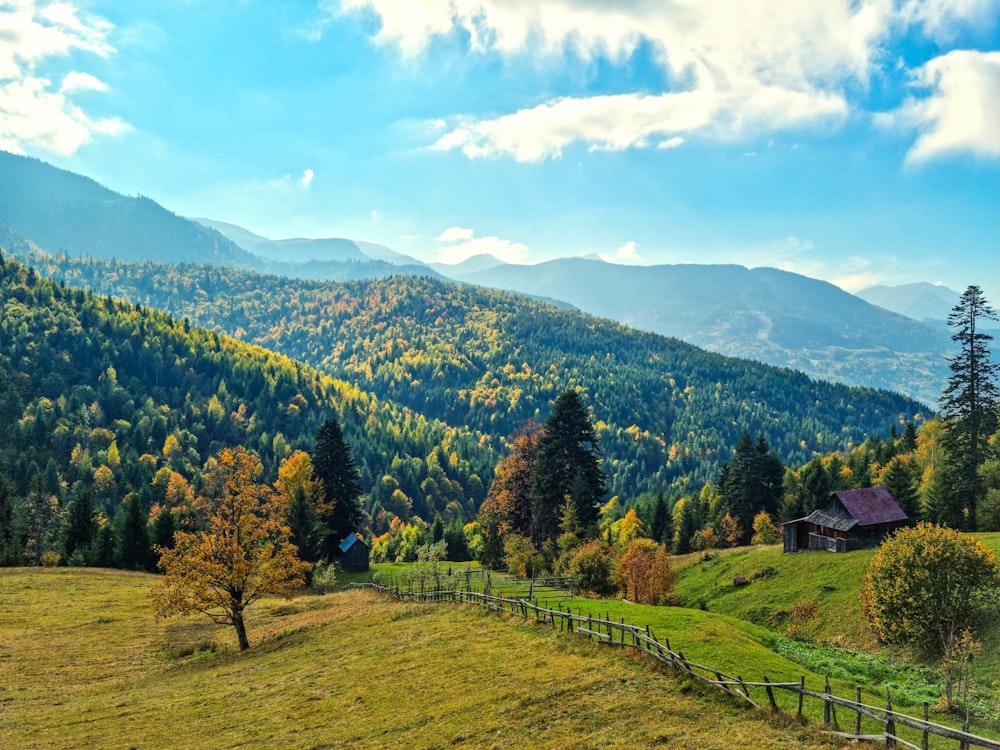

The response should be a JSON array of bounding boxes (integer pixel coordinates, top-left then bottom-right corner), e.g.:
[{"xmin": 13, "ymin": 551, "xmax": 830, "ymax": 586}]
[
  {"xmin": 782, "ymin": 486, "xmax": 908, "ymax": 553},
  {"xmin": 338, "ymin": 532, "xmax": 370, "ymax": 572}
]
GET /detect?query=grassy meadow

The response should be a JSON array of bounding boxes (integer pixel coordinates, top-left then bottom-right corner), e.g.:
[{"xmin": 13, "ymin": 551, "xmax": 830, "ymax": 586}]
[{"xmin": 1, "ymin": 567, "xmax": 845, "ymax": 750}]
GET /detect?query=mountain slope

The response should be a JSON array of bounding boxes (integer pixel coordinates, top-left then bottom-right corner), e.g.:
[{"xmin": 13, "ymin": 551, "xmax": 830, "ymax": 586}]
[
  {"xmin": 856, "ymin": 282, "xmax": 960, "ymax": 322},
  {"xmin": 0, "ymin": 151, "xmax": 258, "ymax": 267},
  {"xmin": 453, "ymin": 258, "xmax": 951, "ymax": 406},
  {"xmin": 0, "ymin": 252, "xmax": 494, "ymax": 525},
  {"xmin": 17, "ymin": 250, "xmax": 929, "ymax": 500}
]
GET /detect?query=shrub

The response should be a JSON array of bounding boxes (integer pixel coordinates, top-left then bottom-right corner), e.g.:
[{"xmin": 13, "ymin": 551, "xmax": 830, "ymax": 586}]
[
  {"xmin": 312, "ymin": 560, "xmax": 337, "ymax": 594},
  {"xmin": 568, "ymin": 539, "xmax": 617, "ymax": 596},
  {"xmin": 503, "ymin": 534, "xmax": 544, "ymax": 578},
  {"xmin": 614, "ymin": 539, "xmax": 676, "ymax": 605},
  {"xmin": 861, "ymin": 523, "xmax": 1000, "ymax": 659},
  {"xmin": 751, "ymin": 511, "xmax": 780, "ymax": 545}
]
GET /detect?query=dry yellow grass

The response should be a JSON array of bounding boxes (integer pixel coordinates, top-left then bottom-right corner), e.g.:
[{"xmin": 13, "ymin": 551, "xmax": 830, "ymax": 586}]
[{"xmin": 0, "ymin": 568, "xmax": 854, "ymax": 749}]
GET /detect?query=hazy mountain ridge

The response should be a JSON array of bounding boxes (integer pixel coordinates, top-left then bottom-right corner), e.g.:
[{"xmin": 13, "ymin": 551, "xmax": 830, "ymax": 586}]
[
  {"xmin": 448, "ymin": 258, "xmax": 951, "ymax": 406},
  {"xmin": 0, "ymin": 152, "xmax": 953, "ymax": 406}
]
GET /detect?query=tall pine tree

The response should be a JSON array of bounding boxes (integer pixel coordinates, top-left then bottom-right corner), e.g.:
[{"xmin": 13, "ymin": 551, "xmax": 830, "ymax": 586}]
[
  {"xmin": 312, "ymin": 415, "xmax": 363, "ymax": 561},
  {"xmin": 531, "ymin": 390, "xmax": 606, "ymax": 544},
  {"xmin": 940, "ymin": 286, "xmax": 999, "ymax": 530}
]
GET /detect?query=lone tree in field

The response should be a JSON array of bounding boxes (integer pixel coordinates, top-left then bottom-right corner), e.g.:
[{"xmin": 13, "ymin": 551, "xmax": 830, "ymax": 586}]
[
  {"xmin": 312, "ymin": 416, "xmax": 363, "ymax": 561},
  {"xmin": 152, "ymin": 447, "xmax": 309, "ymax": 651},
  {"xmin": 938, "ymin": 285, "xmax": 999, "ymax": 530},
  {"xmin": 531, "ymin": 390, "xmax": 606, "ymax": 544},
  {"xmin": 861, "ymin": 522, "xmax": 1000, "ymax": 659}
]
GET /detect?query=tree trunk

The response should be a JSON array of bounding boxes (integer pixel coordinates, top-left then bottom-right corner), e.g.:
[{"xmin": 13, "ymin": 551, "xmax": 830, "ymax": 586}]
[{"xmin": 231, "ymin": 600, "xmax": 250, "ymax": 651}]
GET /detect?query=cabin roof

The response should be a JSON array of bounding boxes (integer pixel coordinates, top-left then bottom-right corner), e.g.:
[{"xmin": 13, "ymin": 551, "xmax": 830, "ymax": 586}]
[
  {"xmin": 339, "ymin": 532, "xmax": 366, "ymax": 553},
  {"xmin": 834, "ymin": 486, "xmax": 907, "ymax": 526},
  {"xmin": 804, "ymin": 505, "xmax": 857, "ymax": 532}
]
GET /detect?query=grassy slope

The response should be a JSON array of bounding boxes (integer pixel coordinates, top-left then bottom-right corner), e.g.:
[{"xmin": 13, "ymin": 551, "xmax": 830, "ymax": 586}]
[
  {"xmin": 0, "ymin": 569, "xmax": 843, "ymax": 750},
  {"xmin": 671, "ymin": 534, "xmax": 1000, "ymax": 727}
]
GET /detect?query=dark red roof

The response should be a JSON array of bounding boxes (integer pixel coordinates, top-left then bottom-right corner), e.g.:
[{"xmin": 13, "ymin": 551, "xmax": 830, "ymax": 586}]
[{"xmin": 835, "ymin": 487, "xmax": 907, "ymax": 526}]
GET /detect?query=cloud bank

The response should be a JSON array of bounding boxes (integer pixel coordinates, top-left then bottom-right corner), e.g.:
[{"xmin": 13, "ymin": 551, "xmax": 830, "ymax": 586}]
[
  {"xmin": 338, "ymin": 0, "xmax": 999, "ymax": 163},
  {"xmin": 0, "ymin": 1, "xmax": 128, "ymax": 155}
]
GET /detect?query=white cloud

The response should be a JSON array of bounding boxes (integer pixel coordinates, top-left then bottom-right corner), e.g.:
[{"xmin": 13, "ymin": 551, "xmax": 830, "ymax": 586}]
[
  {"xmin": 433, "ymin": 87, "xmax": 845, "ymax": 162},
  {"xmin": 885, "ymin": 50, "xmax": 1000, "ymax": 163},
  {"xmin": 434, "ymin": 226, "xmax": 528, "ymax": 264},
  {"xmin": 435, "ymin": 226, "xmax": 475, "ymax": 242},
  {"xmin": 601, "ymin": 241, "xmax": 640, "ymax": 264},
  {"xmin": 0, "ymin": 1, "xmax": 125, "ymax": 155},
  {"xmin": 371, "ymin": 209, "xmax": 380, "ymax": 220},
  {"xmin": 300, "ymin": 168, "xmax": 315, "ymax": 186},
  {"xmin": 60, "ymin": 70, "xmax": 107, "ymax": 93},
  {"xmin": 340, "ymin": 0, "xmax": 997, "ymax": 161}
]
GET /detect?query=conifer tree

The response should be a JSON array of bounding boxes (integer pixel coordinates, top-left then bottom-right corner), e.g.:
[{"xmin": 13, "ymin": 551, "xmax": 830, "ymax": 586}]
[
  {"xmin": 312, "ymin": 416, "xmax": 363, "ymax": 561},
  {"xmin": 64, "ymin": 485, "xmax": 97, "ymax": 560},
  {"xmin": 939, "ymin": 286, "xmax": 999, "ymax": 530},
  {"xmin": 0, "ymin": 476, "xmax": 19, "ymax": 565},
  {"xmin": 531, "ymin": 390, "xmax": 606, "ymax": 544},
  {"xmin": 117, "ymin": 493, "xmax": 150, "ymax": 570}
]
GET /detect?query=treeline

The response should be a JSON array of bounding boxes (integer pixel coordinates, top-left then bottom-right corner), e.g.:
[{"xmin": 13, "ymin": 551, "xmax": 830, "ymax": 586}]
[
  {"xmin": 0, "ymin": 252, "xmax": 494, "ymax": 567},
  {"xmin": 17, "ymin": 250, "xmax": 927, "ymax": 501}
]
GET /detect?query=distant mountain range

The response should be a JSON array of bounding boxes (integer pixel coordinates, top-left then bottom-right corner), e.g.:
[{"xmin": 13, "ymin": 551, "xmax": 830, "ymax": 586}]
[
  {"xmin": 856, "ymin": 282, "xmax": 960, "ymax": 323},
  {"xmin": 0, "ymin": 150, "xmax": 961, "ymax": 406}
]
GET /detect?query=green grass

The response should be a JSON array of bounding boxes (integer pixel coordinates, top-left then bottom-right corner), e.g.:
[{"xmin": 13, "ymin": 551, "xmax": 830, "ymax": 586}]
[
  {"xmin": 0, "ymin": 568, "xmax": 848, "ymax": 750},
  {"xmin": 670, "ymin": 535, "xmax": 1000, "ymax": 730}
]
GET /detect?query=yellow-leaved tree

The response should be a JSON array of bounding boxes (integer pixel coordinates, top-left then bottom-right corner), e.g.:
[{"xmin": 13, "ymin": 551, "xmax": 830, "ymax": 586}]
[{"xmin": 151, "ymin": 447, "xmax": 310, "ymax": 651}]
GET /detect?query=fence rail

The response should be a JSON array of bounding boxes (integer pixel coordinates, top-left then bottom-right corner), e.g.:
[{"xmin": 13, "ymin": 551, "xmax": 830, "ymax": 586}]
[{"xmin": 349, "ymin": 581, "xmax": 1000, "ymax": 750}]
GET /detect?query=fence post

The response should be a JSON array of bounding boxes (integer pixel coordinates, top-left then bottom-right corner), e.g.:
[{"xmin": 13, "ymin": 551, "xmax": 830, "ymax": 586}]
[
  {"xmin": 855, "ymin": 686, "xmax": 862, "ymax": 737},
  {"xmin": 737, "ymin": 675, "xmax": 751, "ymax": 702},
  {"xmin": 823, "ymin": 676, "xmax": 831, "ymax": 727},
  {"xmin": 763, "ymin": 675, "xmax": 780, "ymax": 713},
  {"xmin": 798, "ymin": 676, "xmax": 805, "ymax": 718},
  {"xmin": 885, "ymin": 688, "xmax": 895, "ymax": 748},
  {"xmin": 922, "ymin": 702, "xmax": 929, "ymax": 750}
]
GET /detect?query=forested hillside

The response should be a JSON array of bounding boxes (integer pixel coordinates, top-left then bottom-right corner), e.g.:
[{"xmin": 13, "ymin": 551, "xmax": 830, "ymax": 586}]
[
  {"xmin": 18, "ymin": 251, "xmax": 927, "ymax": 500},
  {"xmin": 0, "ymin": 252, "xmax": 495, "ymax": 565},
  {"xmin": 455, "ymin": 258, "xmax": 951, "ymax": 405}
]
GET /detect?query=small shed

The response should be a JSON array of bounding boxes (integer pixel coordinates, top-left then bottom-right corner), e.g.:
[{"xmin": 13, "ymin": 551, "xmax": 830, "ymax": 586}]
[
  {"xmin": 339, "ymin": 532, "xmax": 370, "ymax": 572},
  {"xmin": 783, "ymin": 486, "xmax": 908, "ymax": 553}
]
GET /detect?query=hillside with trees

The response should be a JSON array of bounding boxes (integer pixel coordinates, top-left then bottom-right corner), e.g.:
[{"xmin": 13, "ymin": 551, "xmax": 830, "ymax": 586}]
[
  {"xmin": 0, "ymin": 252, "xmax": 494, "ymax": 568},
  {"xmin": 14, "ymin": 251, "xmax": 927, "ymax": 506}
]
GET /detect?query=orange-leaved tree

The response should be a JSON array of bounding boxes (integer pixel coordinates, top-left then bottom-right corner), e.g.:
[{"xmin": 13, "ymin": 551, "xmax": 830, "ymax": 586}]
[
  {"xmin": 151, "ymin": 447, "xmax": 310, "ymax": 651},
  {"xmin": 614, "ymin": 539, "xmax": 675, "ymax": 605}
]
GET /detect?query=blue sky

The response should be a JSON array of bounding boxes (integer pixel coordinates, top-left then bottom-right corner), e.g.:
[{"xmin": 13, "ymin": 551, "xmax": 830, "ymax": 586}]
[{"xmin": 2, "ymin": 0, "xmax": 998, "ymax": 302}]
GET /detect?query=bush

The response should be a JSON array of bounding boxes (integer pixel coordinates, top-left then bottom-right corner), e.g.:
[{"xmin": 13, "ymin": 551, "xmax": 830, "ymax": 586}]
[
  {"xmin": 568, "ymin": 539, "xmax": 617, "ymax": 596},
  {"xmin": 614, "ymin": 539, "xmax": 676, "ymax": 605},
  {"xmin": 311, "ymin": 561, "xmax": 337, "ymax": 594},
  {"xmin": 751, "ymin": 511, "xmax": 780, "ymax": 545},
  {"xmin": 503, "ymin": 534, "xmax": 544, "ymax": 578},
  {"xmin": 861, "ymin": 523, "xmax": 1000, "ymax": 659}
]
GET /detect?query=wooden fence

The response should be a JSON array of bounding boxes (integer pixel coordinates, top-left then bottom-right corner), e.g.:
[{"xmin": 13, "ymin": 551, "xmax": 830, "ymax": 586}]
[{"xmin": 349, "ymin": 581, "xmax": 1000, "ymax": 750}]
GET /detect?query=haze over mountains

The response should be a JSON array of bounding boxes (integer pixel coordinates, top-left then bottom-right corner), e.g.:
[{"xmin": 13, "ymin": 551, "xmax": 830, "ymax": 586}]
[{"xmin": 0, "ymin": 150, "xmax": 959, "ymax": 407}]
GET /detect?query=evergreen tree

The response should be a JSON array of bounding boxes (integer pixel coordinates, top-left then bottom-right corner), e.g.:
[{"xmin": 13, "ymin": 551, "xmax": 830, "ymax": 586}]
[
  {"xmin": 286, "ymin": 485, "xmax": 323, "ymax": 564},
  {"xmin": 878, "ymin": 456, "xmax": 920, "ymax": 520},
  {"xmin": 717, "ymin": 432, "xmax": 785, "ymax": 544},
  {"xmin": 92, "ymin": 523, "xmax": 115, "ymax": 567},
  {"xmin": 150, "ymin": 506, "xmax": 177, "ymax": 566},
  {"xmin": 531, "ymin": 390, "xmax": 606, "ymax": 545},
  {"xmin": 650, "ymin": 493, "xmax": 674, "ymax": 545},
  {"xmin": 312, "ymin": 416, "xmax": 363, "ymax": 561},
  {"xmin": 64, "ymin": 485, "xmax": 97, "ymax": 560},
  {"xmin": 444, "ymin": 517, "xmax": 470, "ymax": 562},
  {"xmin": 673, "ymin": 497, "xmax": 701, "ymax": 555},
  {"xmin": 797, "ymin": 456, "xmax": 834, "ymax": 515},
  {"xmin": 0, "ymin": 476, "xmax": 20, "ymax": 565},
  {"xmin": 117, "ymin": 494, "xmax": 150, "ymax": 570},
  {"xmin": 939, "ymin": 286, "xmax": 1000, "ymax": 530}
]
